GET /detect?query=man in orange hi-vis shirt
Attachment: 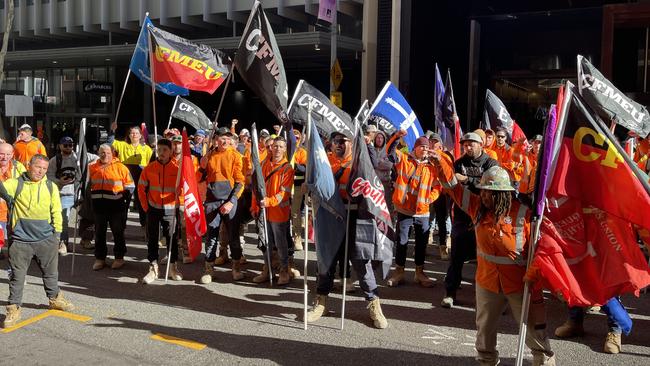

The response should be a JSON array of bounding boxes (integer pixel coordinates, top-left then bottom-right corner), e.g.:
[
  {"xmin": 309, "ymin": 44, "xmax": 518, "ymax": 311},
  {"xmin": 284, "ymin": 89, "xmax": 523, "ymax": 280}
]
[
  {"xmin": 13, "ymin": 124, "xmax": 47, "ymax": 167},
  {"xmin": 431, "ymin": 150, "xmax": 556, "ymax": 366}
]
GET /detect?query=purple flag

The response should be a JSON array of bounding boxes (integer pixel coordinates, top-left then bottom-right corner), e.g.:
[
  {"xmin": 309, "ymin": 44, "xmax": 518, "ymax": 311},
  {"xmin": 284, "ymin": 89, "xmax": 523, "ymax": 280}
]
[
  {"xmin": 532, "ymin": 104, "xmax": 558, "ymax": 217},
  {"xmin": 318, "ymin": 0, "xmax": 336, "ymax": 23}
]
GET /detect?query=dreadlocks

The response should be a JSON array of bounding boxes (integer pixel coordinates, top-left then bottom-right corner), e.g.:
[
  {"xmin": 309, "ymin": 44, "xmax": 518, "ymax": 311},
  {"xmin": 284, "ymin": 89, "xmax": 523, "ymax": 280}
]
[{"xmin": 475, "ymin": 191, "xmax": 513, "ymax": 226}]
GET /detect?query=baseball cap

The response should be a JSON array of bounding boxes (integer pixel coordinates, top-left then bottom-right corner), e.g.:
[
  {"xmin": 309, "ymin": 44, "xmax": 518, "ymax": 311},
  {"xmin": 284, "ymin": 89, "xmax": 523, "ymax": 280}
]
[
  {"xmin": 157, "ymin": 139, "xmax": 172, "ymax": 149},
  {"xmin": 195, "ymin": 129, "xmax": 206, "ymax": 137},
  {"xmin": 171, "ymin": 135, "xmax": 183, "ymax": 143},
  {"xmin": 363, "ymin": 124, "xmax": 378, "ymax": 134},
  {"xmin": 460, "ymin": 132, "xmax": 483, "ymax": 144},
  {"xmin": 428, "ymin": 133, "xmax": 442, "ymax": 142},
  {"xmin": 414, "ymin": 136, "xmax": 430, "ymax": 149},
  {"xmin": 59, "ymin": 136, "xmax": 74, "ymax": 144},
  {"xmin": 217, "ymin": 127, "xmax": 233, "ymax": 137},
  {"xmin": 19, "ymin": 124, "xmax": 32, "ymax": 131},
  {"xmin": 330, "ymin": 131, "xmax": 346, "ymax": 141},
  {"xmin": 534, "ymin": 134, "xmax": 543, "ymax": 142}
]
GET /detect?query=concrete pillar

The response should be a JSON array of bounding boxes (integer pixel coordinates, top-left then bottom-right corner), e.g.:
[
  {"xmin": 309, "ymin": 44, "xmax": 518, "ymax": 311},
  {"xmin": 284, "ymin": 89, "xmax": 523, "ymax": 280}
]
[{"xmin": 361, "ymin": 0, "xmax": 378, "ymax": 101}]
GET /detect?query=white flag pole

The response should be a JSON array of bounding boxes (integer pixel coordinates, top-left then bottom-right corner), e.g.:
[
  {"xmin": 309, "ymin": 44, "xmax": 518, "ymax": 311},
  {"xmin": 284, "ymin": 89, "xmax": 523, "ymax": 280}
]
[
  {"xmin": 167, "ymin": 95, "xmax": 179, "ymax": 130},
  {"xmin": 303, "ymin": 104, "xmax": 313, "ymax": 330}
]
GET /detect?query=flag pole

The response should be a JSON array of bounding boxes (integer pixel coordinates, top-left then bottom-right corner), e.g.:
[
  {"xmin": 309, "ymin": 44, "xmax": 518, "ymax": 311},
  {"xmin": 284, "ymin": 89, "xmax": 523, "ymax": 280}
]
[
  {"xmin": 114, "ymin": 69, "xmax": 131, "ymax": 124},
  {"xmin": 146, "ymin": 25, "xmax": 159, "ymax": 152},
  {"xmin": 208, "ymin": 63, "xmax": 236, "ymax": 148},
  {"xmin": 303, "ymin": 104, "xmax": 313, "ymax": 330},
  {"xmin": 164, "ymin": 129, "xmax": 185, "ymax": 283},
  {"xmin": 340, "ymin": 202, "xmax": 351, "ymax": 330},
  {"xmin": 263, "ymin": 207, "xmax": 273, "ymax": 286},
  {"xmin": 167, "ymin": 95, "xmax": 179, "ymax": 130},
  {"xmin": 70, "ymin": 117, "xmax": 87, "ymax": 277}
]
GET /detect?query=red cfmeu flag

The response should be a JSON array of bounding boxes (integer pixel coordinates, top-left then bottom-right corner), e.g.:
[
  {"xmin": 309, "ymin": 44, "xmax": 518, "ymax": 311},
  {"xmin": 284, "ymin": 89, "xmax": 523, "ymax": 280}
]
[
  {"xmin": 531, "ymin": 83, "xmax": 650, "ymax": 306},
  {"xmin": 149, "ymin": 25, "xmax": 231, "ymax": 94},
  {"xmin": 181, "ymin": 130, "xmax": 207, "ymax": 260}
]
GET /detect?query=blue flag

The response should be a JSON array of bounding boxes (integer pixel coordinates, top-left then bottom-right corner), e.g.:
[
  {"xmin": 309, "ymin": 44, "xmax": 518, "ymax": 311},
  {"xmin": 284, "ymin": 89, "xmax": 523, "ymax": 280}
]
[
  {"xmin": 306, "ymin": 118, "xmax": 345, "ymax": 274},
  {"xmin": 129, "ymin": 17, "xmax": 189, "ymax": 96},
  {"xmin": 434, "ymin": 64, "xmax": 446, "ymax": 140},
  {"xmin": 369, "ymin": 81, "xmax": 423, "ymax": 149}
]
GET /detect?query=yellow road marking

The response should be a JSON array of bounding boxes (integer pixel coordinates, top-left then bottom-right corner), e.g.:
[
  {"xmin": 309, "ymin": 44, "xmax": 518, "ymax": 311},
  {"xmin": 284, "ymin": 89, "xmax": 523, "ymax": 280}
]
[
  {"xmin": 150, "ymin": 333, "xmax": 206, "ymax": 350},
  {"xmin": 1, "ymin": 310, "xmax": 91, "ymax": 334}
]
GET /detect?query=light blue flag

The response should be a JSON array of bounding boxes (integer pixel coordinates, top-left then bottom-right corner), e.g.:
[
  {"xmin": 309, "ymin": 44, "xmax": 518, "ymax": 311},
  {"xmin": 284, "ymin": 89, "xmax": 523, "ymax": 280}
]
[
  {"xmin": 129, "ymin": 17, "xmax": 189, "ymax": 96},
  {"xmin": 368, "ymin": 81, "xmax": 423, "ymax": 149},
  {"xmin": 306, "ymin": 118, "xmax": 346, "ymax": 274}
]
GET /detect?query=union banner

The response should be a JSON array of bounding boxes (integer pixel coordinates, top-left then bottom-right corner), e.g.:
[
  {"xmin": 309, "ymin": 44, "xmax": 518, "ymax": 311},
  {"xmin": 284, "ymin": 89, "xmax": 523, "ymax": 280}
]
[{"xmin": 149, "ymin": 25, "xmax": 231, "ymax": 94}]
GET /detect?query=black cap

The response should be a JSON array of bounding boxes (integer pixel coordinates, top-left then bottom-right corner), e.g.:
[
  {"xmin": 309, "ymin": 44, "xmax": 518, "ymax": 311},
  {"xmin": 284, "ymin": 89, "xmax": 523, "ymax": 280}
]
[
  {"xmin": 330, "ymin": 131, "xmax": 346, "ymax": 140},
  {"xmin": 217, "ymin": 127, "xmax": 233, "ymax": 137},
  {"xmin": 157, "ymin": 139, "xmax": 172, "ymax": 149}
]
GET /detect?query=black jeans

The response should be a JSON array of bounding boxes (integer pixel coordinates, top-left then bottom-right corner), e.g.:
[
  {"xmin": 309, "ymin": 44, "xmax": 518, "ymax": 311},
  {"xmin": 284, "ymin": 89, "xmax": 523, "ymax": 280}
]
[
  {"xmin": 146, "ymin": 208, "xmax": 179, "ymax": 264},
  {"xmin": 444, "ymin": 222, "xmax": 477, "ymax": 296},
  {"xmin": 205, "ymin": 213, "xmax": 241, "ymax": 261},
  {"xmin": 8, "ymin": 235, "xmax": 60, "ymax": 306},
  {"xmin": 94, "ymin": 208, "xmax": 127, "ymax": 260},
  {"xmin": 395, "ymin": 213, "xmax": 430, "ymax": 267}
]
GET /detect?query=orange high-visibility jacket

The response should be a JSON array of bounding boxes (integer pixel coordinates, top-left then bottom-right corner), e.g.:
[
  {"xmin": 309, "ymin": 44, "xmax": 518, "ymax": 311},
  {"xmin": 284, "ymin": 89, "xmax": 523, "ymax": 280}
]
[
  {"xmin": 492, "ymin": 144, "xmax": 511, "ymax": 165},
  {"xmin": 634, "ymin": 139, "xmax": 650, "ymax": 172},
  {"xmin": 387, "ymin": 138, "xmax": 443, "ymax": 216},
  {"xmin": 437, "ymin": 155, "xmax": 531, "ymax": 294},
  {"xmin": 13, "ymin": 138, "xmax": 47, "ymax": 167},
  {"xmin": 293, "ymin": 147, "xmax": 307, "ymax": 180},
  {"xmin": 484, "ymin": 147, "xmax": 498, "ymax": 161},
  {"xmin": 0, "ymin": 160, "xmax": 26, "ymax": 222},
  {"xmin": 251, "ymin": 157, "xmax": 294, "ymax": 223},
  {"xmin": 204, "ymin": 147, "xmax": 245, "ymax": 203},
  {"xmin": 89, "ymin": 158, "xmax": 135, "ymax": 201},
  {"xmin": 519, "ymin": 150, "xmax": 538, "ymax": 194},
  {"xmin": 328, "ymin": 153, "xmax": 352, "ymax": 201},
  {"xmin": 138, "ymin": 159, "xmax": 181, "ymax": 215}
]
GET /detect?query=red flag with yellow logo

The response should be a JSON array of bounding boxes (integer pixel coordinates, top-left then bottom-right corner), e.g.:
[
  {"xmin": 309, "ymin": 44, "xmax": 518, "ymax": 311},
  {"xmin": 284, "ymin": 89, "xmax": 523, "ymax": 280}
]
[
  {"xmin": 181, "ymin": 130, "xmax": 207, "ymax": 259},
  {"xmin": 149, "ymin": 25, "xmax": 231, "ymax": 94},
  {"xmin": 531, "ymin": 83, "xmax": 650, "ymax": 306}
]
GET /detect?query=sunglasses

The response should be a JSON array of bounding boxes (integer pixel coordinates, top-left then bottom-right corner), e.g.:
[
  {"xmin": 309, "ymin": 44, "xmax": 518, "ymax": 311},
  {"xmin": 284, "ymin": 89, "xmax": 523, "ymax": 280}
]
[
  {"xmin": 332, "ymin": 139, "xmax": 349, "ymax": 145},
  {"xmin": 496, "ymin": 135, "xmax": 506, "ymax": 139}
]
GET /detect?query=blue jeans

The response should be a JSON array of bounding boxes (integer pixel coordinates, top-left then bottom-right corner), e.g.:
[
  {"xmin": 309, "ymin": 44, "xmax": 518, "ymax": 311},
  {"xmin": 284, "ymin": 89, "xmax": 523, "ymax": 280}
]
[{"xmin": 60, "ymin": 195, "xmax": 74, "ymax": 244}]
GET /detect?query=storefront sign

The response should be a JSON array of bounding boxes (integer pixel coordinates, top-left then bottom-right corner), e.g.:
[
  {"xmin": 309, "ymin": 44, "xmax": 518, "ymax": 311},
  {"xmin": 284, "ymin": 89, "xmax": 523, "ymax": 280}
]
[{"xmin": 83, "ymin": 81, "xmax": 113, "ymax": 93}]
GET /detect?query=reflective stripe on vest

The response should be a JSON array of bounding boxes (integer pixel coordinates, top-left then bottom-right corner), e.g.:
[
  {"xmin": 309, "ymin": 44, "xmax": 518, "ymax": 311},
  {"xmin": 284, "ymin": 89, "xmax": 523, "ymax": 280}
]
[
  {"xmin": 91, "ymin": 179, "xmax": 124, "ymax": 189},
  {"xmin": 461, "ymin": 187, "xmax": 471, "ymax": 212},
  {"xmin": 91, "ymin": 193, "xmax": 124, "ymax": 200},
  {"xmin": 441, "ymin": 175, "xmax": 458, "ymax": 189},
  {"xmin": 477, "ymin": 249, "xmax": 526, "ymax": 266},
  {"xmin": 149, "ymin": 186, "xmax": 177, "ymax": 193}
]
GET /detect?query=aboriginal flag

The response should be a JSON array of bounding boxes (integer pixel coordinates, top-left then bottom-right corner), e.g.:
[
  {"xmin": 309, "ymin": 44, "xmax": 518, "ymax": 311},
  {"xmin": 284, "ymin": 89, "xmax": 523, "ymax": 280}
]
[{"xmin": 149, "ymin": 25, "xmax": 231, "ymax": 94}]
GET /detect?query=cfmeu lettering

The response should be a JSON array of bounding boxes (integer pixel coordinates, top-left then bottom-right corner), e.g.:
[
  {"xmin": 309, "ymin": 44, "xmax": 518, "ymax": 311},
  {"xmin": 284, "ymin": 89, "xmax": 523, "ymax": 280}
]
[
  {"xmin": 245, "ymin": 30, "xmax": 281, "ymax": 81},
  {"xmin": 572, "ymin": 127, "xmax": 623, "ymax": 168},
  {"xmin": 155, "ymin": 46, "xmax": 223, "ymax": 81}
]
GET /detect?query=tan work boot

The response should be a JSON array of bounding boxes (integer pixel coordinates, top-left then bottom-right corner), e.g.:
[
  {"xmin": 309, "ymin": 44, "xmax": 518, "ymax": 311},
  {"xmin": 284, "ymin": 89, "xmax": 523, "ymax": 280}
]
[
  {"xmin": 414, "ymin": 265, "xmax": 436, "ymax": 288},
  {"xmin": 288, "ymin": 257, "xmax": 301, "ymax": 278},
  {"xmin": 293, "ymin": 235, "xmax": 303, "ymax": 251},
  {"xmin": 386, "ymin": 265, "xmax": 405, "ymax": 287},
  {"xmin": 3, "ymin": 305, "xmax": 22, "ymax": 328},
  {"xmin": 200, "ymin": 261, "xmax": 215, "ymax": 284},
  {"xmin": 168, "ymin": 263, "xmax": 183, "ymax": 281},
  {"xmin": 142, "ymin": 262, "xmax": 159, "ymax": 284},
  {"xmin": 48, "ymin": 291, "xmax": 75, "ymax": 312},
  {"xmin": 231, "ymin": 261, "xmax": 244, "ymax": 281},
  {"xmin": 368, "ymin": 297, "xmax": 388, "ymax": 329},
  {"xmin": 604, "ymin": 332, "xmax": 622, "ymax": 354},
  {"xmin": 253, "ymin": 265, "xmax": 271, "ymax": 284},
  {"xmin": 554, "ymin": 319, "xmax": 585, "ymax": 338},
  {"xmin": 92, "ymin": 259, "xmax": 106, "ymax": 271},
  {"xmin": 214, "ymin": 248, "xmax": 229, "ymax": 265},
  {"xmin": 277, "ymin": 266, "xmax": 290, "ymax": 285},
  {"xmin": 111, "ymin": 258, "xmax": 125, "ymax": 270},
  {"xmin": 306, "ymin": 295, "xmax": 327, "ymax": 323}
]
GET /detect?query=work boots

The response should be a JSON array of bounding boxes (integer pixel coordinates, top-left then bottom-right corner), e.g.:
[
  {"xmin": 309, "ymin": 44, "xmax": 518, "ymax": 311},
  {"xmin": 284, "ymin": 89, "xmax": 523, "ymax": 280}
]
[
  {"xmin": 386, "ymin": 265, "xmax": 405, "ymax": 287},
  {"xmin": 253, "ymin": 265, "xmax": 270, "ymax": 284},
  {"xmin": 277, "ymin": 266, "xmax": 290, "ymax": 286},
  {"xmin": 554, "ymin": 319, "xmax": 585, "ymax": 338},
  {"xmin": 232, "ymin": 261, "xmax": 244, "ymax": 281},
  {"xmin": 168, "ymin": 263, "xmax": 183, "ymax": 281},
  {"xmin": 92, "ymin": 259, "xmax": 106, "ymax": 271},
  {"xmin": 367, "ymin": 298, "xmax": 388, "ymax": 329},
  {"xmin": 3, "ymin": 305, "xmax": 21, "ymax": 328},
  {"xmin": 306, "ymin": 295, "xmax": 327, "ymax": 323},
  {"xmin": 214, "ymin": 248, "xmax": 229, "ymax": 265},
  {"xmin": 288, "ymin": 257, "xmax": 301, "ymax": 278},
  {"xmin": 48, "ymin": 291, "xmax": 75, "ymax": 312},
  {"xmin": 604, "ymin": 332, "xmax": 622, "ymax": 354},
  {"xmin": 142, "ymin": 262, "xmax": 160, "ymax": 284},
  {"xmin": 111, "ymin": 258, "xmax": 125, "ymax": 270},
  {"xmin": 200, "ymin": 261, "xmax": 215, "ymax": 284},
  {"xmin": 414, "ymin": 265, "xmax": 436, "ymax": 288}
]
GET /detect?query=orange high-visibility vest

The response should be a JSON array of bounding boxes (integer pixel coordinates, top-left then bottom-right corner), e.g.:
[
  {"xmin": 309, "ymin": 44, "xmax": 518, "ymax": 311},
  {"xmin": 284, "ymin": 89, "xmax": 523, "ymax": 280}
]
[
  {"xmin": 138, "ymin": 159, "xmax": 181, "ymax": 214},
  {"xmin": 251, "ymin": 158, "xmax": 294, "ymax": 223},
  {"xmin": 89, "ymin": 158, "xmax": 135, "ymax": 200}
]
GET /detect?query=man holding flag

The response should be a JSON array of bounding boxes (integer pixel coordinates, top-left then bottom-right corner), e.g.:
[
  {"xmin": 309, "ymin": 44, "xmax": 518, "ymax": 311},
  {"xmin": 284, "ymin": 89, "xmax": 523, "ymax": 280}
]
[{"xmin": 431, "ymin": 150, "xmax": 555, "ymax": 366}]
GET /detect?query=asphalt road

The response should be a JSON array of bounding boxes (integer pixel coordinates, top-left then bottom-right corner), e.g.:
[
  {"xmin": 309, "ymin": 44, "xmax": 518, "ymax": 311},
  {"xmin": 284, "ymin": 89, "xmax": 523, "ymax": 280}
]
[{"xmin": 1, "ymin": 212, "xmax": 649, "ymax": 365}]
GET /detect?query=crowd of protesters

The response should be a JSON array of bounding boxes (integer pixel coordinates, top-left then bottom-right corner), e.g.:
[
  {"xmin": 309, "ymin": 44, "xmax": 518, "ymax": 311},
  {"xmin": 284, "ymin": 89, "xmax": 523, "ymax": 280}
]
[{"xmin": 1, "ymin": 120, "xmax": 649, "ymax": 366}]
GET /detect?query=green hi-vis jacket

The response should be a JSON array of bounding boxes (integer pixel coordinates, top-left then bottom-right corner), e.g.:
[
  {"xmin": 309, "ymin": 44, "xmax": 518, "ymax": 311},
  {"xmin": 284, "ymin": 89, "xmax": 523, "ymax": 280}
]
[{"xmin": 0, "ymin": 173, "xmax": 62, "ymax": 242}]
